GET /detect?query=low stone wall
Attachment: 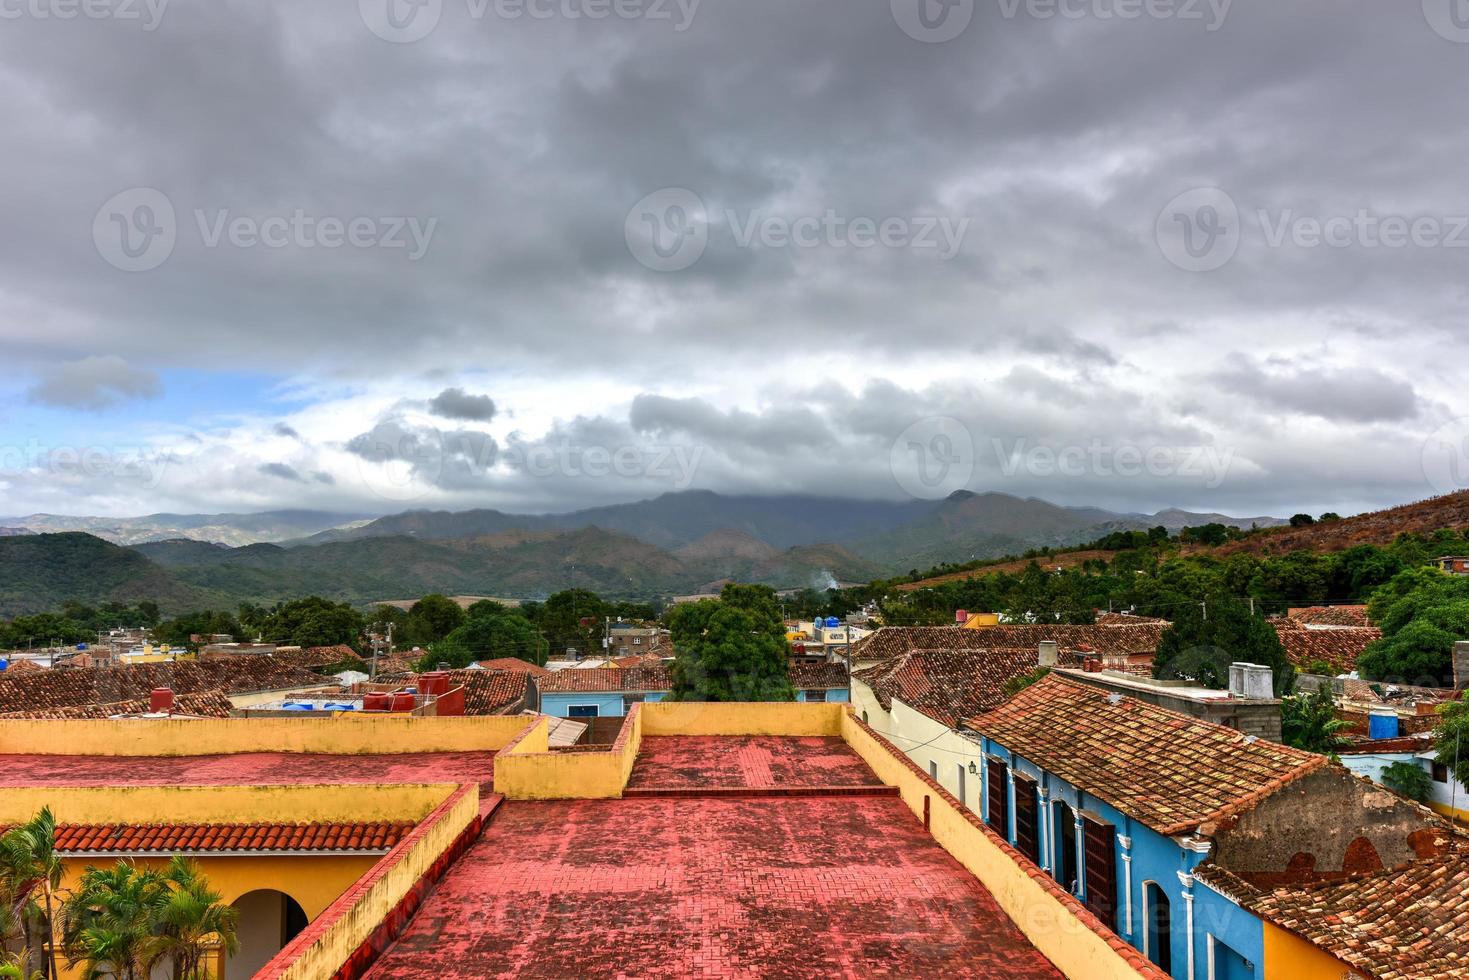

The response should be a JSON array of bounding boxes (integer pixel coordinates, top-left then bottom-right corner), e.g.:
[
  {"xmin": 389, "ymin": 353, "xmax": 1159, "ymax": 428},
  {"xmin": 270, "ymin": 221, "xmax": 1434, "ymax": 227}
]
[
  {"xmin": 255, "ymin": 783, "xmax": 483, "ymax": 980},
  {"xmin": 493, "ymin": 705, "xmax": 643, "ymax": 800},
  {"xmin": 0, "ymin": 715, "xmax": 533, "ymax": 756}
]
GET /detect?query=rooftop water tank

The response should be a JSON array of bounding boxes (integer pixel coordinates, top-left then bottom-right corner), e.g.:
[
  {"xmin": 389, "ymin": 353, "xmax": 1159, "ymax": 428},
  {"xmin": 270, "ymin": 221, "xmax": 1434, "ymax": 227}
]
[
  {"xmin": 389, "ymin": 692, "xmax": 416, "ymax": 712},
  {"xmin": 1368, "ymin": 710, "xmax": 1400, "ymax": 740},
  {"xmin": 0, "ymin": 660, "xmax": 8, "ymax": 671},
  {"xmin": 825, "ymin": 616, "xmax": 841, "ymax": 628},
  {"xmin": 363, "ymin": 692, "xmax": 392, "ymax": 712}
]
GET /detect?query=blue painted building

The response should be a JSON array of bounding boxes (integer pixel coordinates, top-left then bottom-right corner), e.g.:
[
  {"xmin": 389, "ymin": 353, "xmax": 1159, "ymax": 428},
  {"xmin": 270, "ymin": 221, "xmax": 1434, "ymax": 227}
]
[{"xmin": 966, "ymin": 673, "xmax": 1438, "ymax": 980}]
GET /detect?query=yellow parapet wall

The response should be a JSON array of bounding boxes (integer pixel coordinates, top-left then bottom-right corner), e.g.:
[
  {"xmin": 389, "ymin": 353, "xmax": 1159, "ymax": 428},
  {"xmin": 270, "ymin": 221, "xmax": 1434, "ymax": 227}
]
[
  {"xmin": 0, "ymin": 714, "xmax": 532, "ymax": 756},
  {"xmin": 840, "ymin": 712, "xmax": 1161, "ymax": 980},
  {"xmin": 494, "ymin": 707, "xmax": 644, "ymax": 800},
  {"xmin": 259, "ymin": 783, "xmax": 481, "ymax": 980},
  {"xmin": 0, "ymin": 783, "xmax": 460, "ymax": 825},
  {"xmin": 641, "ymin": 700, "xmax": 845, "ymax": 736}
]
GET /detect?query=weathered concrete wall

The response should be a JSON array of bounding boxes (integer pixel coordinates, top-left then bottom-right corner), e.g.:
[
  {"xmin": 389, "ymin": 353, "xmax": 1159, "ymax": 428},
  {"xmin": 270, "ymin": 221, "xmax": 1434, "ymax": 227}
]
[
  {"xmin": 641, "ymin": 700, "xmax": 844, "ymax": 736},
  {"xmin": 1213, "ymin": 766, "xmax": 1440, "ymax": 878},
  {"xmin": 0, "ymin": 715, "xmax": 532, "ymax": 756}
]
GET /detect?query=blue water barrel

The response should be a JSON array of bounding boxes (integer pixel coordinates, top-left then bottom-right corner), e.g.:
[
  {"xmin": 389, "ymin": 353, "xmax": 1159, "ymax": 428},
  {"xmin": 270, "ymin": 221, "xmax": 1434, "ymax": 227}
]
[
  {"xmin": 0, "ymin": 660, "xmax": 8, "ymax": 671},
  {"xmin": 1368, "ymin": 711, "xmax": 1400, "ymax": 740},
  {"xmin": 825, "ymin": 616, "xmax": 840, "ymax": 628}
]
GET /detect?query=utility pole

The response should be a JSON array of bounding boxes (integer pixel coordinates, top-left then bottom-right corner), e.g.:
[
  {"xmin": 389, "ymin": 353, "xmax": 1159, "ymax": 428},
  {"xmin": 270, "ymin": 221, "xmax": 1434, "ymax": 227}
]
[{"xmin": 1201, "ymin": 600, "xmax": 1207, "ymax": 621}]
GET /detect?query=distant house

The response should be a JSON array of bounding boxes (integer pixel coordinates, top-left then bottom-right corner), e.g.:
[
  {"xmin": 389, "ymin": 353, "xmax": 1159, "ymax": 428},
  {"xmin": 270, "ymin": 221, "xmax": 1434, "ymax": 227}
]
[
  {"xmin": 1271, "ymin": 619, "xmax": 1382, "ymax": 675},
  {"xmin": 848, "ymin": 623, "xmax": 1167, "ymax": 672},
  {"xmin": 787, "ymin": 662, "xmax": 850, "ymax": 703},
  {"xmin": 963, "ymin": 674, "xmax": 1446, "ymax": 980},
  {"xmin": 537, "ymin": 664, "xmax": 673, "ymax": 718},
  {"xmin": 1434, "ymin": 556, "xmax": 1469, "ymax": 575}
]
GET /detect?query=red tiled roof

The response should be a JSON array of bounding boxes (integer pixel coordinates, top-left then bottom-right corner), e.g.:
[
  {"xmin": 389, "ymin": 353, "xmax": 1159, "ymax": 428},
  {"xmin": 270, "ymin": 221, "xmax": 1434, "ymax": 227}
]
[
  {"xmin": 475, "ymin": 657, "xmax": 552, "ymax": 677},
  {"xmin": 1214, "ymin": 841, "xmax": 1469, "ymax": 980},
  {"xmin": 49, "ymin": 821, "xmax": 412, "ymax": 853},
  {"xmin": 0, "ymin": 659, "xmax": 326, "ymax": 714},
  {"xmin": 1272, "ymin": 621, "xmax": 1382, "ymax": 674},
  {"xmin": 788, "ymin": 662, "xmax": 851, "ymax": 690},
  {"xmin": 455, "ymin": 670, "xmax": 531, "ymax": 715},
  {"xmin": 1093, "ymin": 612, "xmax": 1171, "ymax": 626},
  {"xmin": 538, "ymin": 663, "xmax": 672, "ymax": 693},
  {"xmin": 0, "ymin": 690, "xmax": 235, "ymax": 720},
  {"xmin": 1287, "ymin": 605, "xmax": 1371, "ymax": 627},
  {"xmin": 966, "ymin": 674, "xmax": 1326, "ymax": 835},
  {"xmin": 1, "ymin": 660, "xmax": 45, "ymax": 675},
  {"xmin": 854, "ymin": 647, "xmax": 1072, "ymax": 728},
  {"xmin": 852, "ymin": 623, "xmax": 1167, "ymax": 664}
]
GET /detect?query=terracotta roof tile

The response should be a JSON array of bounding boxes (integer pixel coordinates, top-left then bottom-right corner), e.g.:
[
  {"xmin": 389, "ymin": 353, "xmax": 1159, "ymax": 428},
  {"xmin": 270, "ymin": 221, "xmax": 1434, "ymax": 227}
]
[
  {"xmin": 851, "ymin": 623, "xmax": 1167, "ymax": 664},
  {"xmin": 1216, "ymin": 841, "xmax": 1469, "ymax": 979},
  {"xmin": 538, "ymin": 663, "xmax": 672, "ymax": 693},
  {"xmin": 965, "ymin": 674, "xmax": 1325, "ymax": 835},
  {"xmin": 788, "ymin": 662, "xmax": 851, "ymax": 690},
  {"xmin": 1287, "ymin": 605, "xmax": 1371, "ymax": 628},
  {"xmin": 43, "ymin": 821, "xmax": 413, "ymax": 854},
  {"xmin": 854, "ymin": 647, "xmax": 1072, "ymax": 728},
  {"xmin": 0, "ymin": 659, "xmax": 324, "ymax": 714},
  {"xmin": 0, "ymin": 690, "xmax": 235, "ymax": 720},
  {"xmin": 1272, "ymin": 621, "xmax": 1382, "ymax": 674},
  {"xmin": 474, "ymin": 658, "xmax": 553, "ymax": 677}
]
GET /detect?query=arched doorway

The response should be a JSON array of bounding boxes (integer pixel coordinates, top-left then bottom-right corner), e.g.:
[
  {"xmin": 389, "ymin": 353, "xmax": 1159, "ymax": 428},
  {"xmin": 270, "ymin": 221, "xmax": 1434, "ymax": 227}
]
[
  {"xmin": 229, "ymin": 889, "xmax": 309, "ymax": 978},
  {"xmin": 1142, "ymin": 881, "xmax": 1172, "ymax": 973}
]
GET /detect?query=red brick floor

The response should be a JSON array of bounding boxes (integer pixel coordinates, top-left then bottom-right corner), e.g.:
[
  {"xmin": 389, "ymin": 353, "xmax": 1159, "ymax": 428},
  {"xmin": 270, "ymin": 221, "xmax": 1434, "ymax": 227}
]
[
  {"xmin": 626, "ymin": 736, "xmax": 880, "ymax": 789},
  {"xmin": 0, "ymin": 751, "xmax": 497, "ymax": 786},
  {"xmin": 366, "ymin": 797, "xmax": 1062, "ymax": 979}
]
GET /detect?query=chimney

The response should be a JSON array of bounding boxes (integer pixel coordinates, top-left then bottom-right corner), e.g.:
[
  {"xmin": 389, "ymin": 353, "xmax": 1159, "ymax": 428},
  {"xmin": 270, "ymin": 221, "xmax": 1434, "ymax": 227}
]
[
  {"xmin": 1454, "ymin": 642, "xmax": 1469, "ymax": 691},
  {"xmin": 1038, "ymin": 641, "xmax": 1059, "ymax": 668},
  {"xmin": 150, "ymin": 687, "xmax": 174, "ymax": 713},
  {"xmin": 1242, "ymin": 664, "xmax": 1274, "ymax": 700}
]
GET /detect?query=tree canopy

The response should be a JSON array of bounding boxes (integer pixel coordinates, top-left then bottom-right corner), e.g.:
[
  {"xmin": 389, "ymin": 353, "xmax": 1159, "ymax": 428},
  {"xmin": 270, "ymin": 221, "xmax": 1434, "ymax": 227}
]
[{"xmin": 668, "ymin": 584, "xmax": 795, "ymax": 702}]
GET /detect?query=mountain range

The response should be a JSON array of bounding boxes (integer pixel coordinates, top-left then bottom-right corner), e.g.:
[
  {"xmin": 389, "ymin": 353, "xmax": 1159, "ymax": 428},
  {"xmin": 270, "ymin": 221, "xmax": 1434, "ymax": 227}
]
[{"xmin": 0, "ymin": 491, "xmax": 1286, "ymax": 616}]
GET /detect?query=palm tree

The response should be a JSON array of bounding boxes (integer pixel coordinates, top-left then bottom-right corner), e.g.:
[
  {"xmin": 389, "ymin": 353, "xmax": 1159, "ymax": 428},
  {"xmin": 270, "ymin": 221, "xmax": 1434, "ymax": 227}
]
[
  {"xmin": 0, "ymin": 808, "xmax": 63, "ymax": 980},
  {"xmin": 60, "ymin": 863, "xmax": 166, "ymax": 980},
  {"xmin": 0, "ymin": 950, "xmax": 44, "ymax": 980},
  {"xmin": 141, "ymin": 858, "xmax": 239, "ymax": 980}
]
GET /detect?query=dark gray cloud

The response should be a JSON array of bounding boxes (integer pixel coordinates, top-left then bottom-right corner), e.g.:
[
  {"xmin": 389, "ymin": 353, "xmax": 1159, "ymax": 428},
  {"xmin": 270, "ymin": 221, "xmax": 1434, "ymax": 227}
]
[
  {"xmin": 1207, "ymin": 354, "xmax": 1421, "ymax": 424},
  {"xmin": 429, "ymin": 387, "xmax": 497, "ymax": 422},
  {"xmin": 259, "ymin": 462, "xmax": 305, "ymax": 482},
  {"xmin": 26, "ymin": 356, "xmax": 160, "ymax": 411},
  {"xmin": 0, "ymin": 2, "xmax": 1463, "ymax": 517}
]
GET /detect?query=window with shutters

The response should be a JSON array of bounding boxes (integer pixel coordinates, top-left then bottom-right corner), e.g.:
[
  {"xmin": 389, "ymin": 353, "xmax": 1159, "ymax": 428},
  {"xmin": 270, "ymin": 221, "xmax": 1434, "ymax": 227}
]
[
  {"xmin": 986, "ymin": 758, "xmax": 1009, "ymax": 834},
  {"xmin": 1012, "ymin": 774, "xmax": 1040, "ymax": 864},
  {"xmin": 1081, "ymin": 815, "xmax": 1117, "ymax": 929}
]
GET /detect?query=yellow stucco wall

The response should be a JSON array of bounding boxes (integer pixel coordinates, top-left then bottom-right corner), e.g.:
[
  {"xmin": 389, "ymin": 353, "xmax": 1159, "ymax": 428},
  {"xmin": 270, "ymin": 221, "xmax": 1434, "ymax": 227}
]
[
  {"xmin": 641, "ymin": 701, "xmax": 844, "ymax": 736},
  {"xmin": 0, "ymin": 715, "xmax": 532, "ymax": 756},
  {"xmin": 0, "ymin": 783, "xmax": 459, "ymax": 825},
  {"xmin": 494, "ymin": 709, "xmax": 643, "ymax": 800},
  {"xmin": 261, "ymin": 784, "xmax": 480, "ymax": 980},
  {"xmin": 839, "ymin": 712, "xmax": 1153, "ymax": 980},
  {"xmin": 1261, "ymin": 922, "xmax": 1366, "ymax": 979}
]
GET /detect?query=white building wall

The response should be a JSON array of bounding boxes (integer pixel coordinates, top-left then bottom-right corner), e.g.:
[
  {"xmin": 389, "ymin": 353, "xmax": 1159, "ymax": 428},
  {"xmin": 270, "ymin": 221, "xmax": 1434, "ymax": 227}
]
[{"xmin": 851, "ymin": 678, "xmax": 986, "ymax": 815}]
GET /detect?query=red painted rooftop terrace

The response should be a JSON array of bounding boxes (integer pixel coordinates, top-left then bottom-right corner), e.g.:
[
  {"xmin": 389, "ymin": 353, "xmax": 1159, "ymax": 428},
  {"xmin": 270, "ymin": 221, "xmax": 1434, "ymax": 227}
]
[{"xmin": 0, "ymin": 750, "xmax": 497, "ymax": 787}]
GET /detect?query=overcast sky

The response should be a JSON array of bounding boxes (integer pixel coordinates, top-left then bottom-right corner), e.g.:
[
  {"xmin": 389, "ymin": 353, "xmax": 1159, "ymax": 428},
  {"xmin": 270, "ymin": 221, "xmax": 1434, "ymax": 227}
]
[{"xmin": 2, "ymin": 0, "xmax": 1467, "ymax": 519}]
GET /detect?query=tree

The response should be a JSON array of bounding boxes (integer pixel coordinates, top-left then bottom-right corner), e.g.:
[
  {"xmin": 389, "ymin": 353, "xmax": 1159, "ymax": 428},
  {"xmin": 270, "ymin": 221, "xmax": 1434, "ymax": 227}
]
[
  {"xmin": 0, "ymin": 807, "xmax": 63, "ymax": 980},
  {"xmin": 668, "ymin": 584, "xmax": 795, "ymax": 702},
  {"xmin": 260, "ymin": 597, "xmax": 364, "ymax": 650},
  {"xmin": 1153, "ymin": 595, "xmax": 1295, "ymax": 695},
  {"xmin": 1001, "ymin": 667, "xmax": 1050, "ymax": 700},
  {"xmin": 1289, "ymin": 513, "xmax": 1316, "ymax": 527},
  {"xmin": 1436, "ymin": 693, "xmax": 1469, "ymax": 788},
  {"xmin": 405, "ymin": 595, "xmax": 465, "ymax": 646},
  {"xmin": 1381, "ymin": 761, "xmax": 1433, "ymax": 803},
  {"xmin": 1280, "ymin": 687, "xmax": 1352, "ymax": 754},
  {"xmin": 61, "ymin": 862, "xmax": 167, "ymax": 980},
  {"xmin": 141, "ymin": 857, "xmax": 239, "ymax": 980},
  {"xmin": 420, "ymin": 612, "xmax": 544, "ymax": 671}
]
